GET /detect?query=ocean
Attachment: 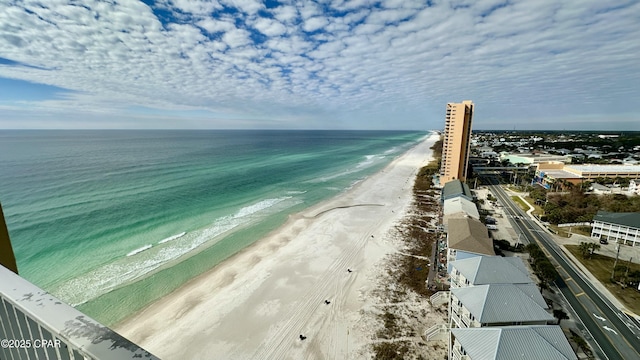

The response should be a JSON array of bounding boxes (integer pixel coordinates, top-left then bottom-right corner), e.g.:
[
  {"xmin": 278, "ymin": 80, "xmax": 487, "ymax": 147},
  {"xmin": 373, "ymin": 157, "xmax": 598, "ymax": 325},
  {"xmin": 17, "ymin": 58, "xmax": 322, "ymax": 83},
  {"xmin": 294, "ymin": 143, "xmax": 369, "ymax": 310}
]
[{"xmin": 0, "ymin": 130, "xmax": 425, "ymax": 325}]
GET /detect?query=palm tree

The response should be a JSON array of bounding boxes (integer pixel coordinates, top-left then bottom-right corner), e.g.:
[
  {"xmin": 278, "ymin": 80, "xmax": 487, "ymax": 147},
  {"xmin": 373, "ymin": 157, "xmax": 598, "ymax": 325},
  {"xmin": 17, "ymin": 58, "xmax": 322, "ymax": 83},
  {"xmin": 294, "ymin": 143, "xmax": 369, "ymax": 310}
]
[
  {"xmin": 553, "ymin": 309, "xmax": 569, "ymax": 325},
  {"xmin": 587, "ymin": 243, "xmax": 601, "ymax": 259},
  {"xmin": 579, "ymin": 242, "xmax": 591, "ymax": 258}
]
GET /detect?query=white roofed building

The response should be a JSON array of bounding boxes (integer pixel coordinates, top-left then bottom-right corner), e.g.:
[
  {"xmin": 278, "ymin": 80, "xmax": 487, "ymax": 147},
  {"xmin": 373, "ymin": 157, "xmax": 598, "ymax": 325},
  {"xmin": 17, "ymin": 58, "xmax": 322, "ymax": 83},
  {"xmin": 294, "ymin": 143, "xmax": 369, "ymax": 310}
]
[
  {"xmin": 449, "ymin": 284, "xmax": 553, "ymax": 329},
  {"xmin": 448, "ymin": 256, "xmax": 533, "ymax": 289},
  {"xmin": 450, "ymin": 325, "xmax": 577, "ymax": 360}
]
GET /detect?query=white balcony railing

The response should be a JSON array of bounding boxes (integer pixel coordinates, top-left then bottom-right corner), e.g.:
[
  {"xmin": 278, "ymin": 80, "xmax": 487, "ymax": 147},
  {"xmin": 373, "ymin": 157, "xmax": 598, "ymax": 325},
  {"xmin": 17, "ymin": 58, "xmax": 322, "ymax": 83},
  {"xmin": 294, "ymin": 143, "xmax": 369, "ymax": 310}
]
[{"xmin": 0, "ymin": 265, "xmax": 158, "ymax": 360}]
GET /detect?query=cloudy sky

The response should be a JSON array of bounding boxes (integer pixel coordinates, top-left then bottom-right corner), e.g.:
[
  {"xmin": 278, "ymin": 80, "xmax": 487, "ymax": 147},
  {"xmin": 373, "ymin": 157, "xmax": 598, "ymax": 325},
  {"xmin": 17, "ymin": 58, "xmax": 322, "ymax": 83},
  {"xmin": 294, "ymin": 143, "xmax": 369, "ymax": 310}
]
[{"xmin": 1, "ymin": 0, "xmax": 639, "ymax": 130}]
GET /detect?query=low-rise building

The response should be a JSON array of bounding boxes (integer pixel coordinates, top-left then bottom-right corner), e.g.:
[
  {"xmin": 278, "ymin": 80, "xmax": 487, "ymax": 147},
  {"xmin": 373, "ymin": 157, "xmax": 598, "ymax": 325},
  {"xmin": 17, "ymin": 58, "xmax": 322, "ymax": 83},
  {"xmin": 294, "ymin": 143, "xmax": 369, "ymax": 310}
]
[
  {"xmin": 535, "ymin": 163, "xmax": 640, "ymax": 187},
  {"xmin": 442, "ymin": 179, "xmax": 473, "ymax": 202},
  {"xmin": 590, "ymin": 183, "xmax": 613, "ymax": 195},
  {"xmin": 444, "ymin": 197, "xmax": 480, "ymax": 220},
  {"xmin": 450, "ymin": 325, "xmax": 577, "ymax": 360},
  {"xmin": 450, "ymin": 283, "xmax": 553, "ymax": 329},
  {"xmin": 501, "ymin": 153, "xmax": 572, "ymax": 165},
  {"xmin": 448, "ymin": 255, "xmax": 533, "ymax": 289},
  {"xmin": 446, "ymin": 218, "xmax": 494, "ymax": 264},
  {"xmin": 591, "ymin": 211, "xmax": 640, "ymax": 246},
  {"xmin": 629, "ymin": 179, "xmax": 640, "ymax": 195},
  {"xmin": 443, "ymin": 197, "xmax": 480, "ymax": 231}
]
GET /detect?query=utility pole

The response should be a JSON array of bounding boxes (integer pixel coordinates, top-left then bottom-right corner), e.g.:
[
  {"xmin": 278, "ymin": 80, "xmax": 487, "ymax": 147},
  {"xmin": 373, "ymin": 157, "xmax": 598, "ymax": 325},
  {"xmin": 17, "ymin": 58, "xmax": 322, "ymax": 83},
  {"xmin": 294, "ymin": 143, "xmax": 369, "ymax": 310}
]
[
  {"xmin": 611, "ymin": 243, "xmax": 621, "ymax": 282},
  {"xmin": 623, "ymin": 257, "xmax": 632, "ymax": 284}
]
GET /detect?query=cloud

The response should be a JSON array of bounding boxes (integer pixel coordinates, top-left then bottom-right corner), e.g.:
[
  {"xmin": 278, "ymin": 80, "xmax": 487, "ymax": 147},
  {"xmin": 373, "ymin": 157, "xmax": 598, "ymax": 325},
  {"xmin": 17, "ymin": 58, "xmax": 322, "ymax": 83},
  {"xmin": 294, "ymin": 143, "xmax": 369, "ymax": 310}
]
[
  {"xmin": 252, "ymin": 17, "xmax": 287, "ymax": 37},
  {"xmin": 303, "ymin": 16, "xmax": 328, "ymax": 32},
  {"xmin": 0, "ymin": 0, "xmax": 639, "ymax": 130}
]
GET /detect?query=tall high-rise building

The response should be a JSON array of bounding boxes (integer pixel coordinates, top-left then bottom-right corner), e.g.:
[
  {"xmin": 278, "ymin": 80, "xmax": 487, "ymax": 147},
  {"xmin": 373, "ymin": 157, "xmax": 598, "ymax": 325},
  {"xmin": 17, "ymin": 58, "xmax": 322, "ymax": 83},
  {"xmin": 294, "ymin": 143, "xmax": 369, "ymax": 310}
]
[{"xmin": 440, "ymin": 100, "xmax": 474, "ymax": 184}]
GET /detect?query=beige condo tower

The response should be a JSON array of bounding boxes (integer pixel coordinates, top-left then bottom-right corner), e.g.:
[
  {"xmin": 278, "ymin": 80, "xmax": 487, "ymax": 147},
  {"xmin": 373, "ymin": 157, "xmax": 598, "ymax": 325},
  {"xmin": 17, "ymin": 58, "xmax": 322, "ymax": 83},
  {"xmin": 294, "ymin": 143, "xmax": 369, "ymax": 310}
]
[{"xmin": 440, "ymin": 100, "xmax": 474, "ymax": 184}]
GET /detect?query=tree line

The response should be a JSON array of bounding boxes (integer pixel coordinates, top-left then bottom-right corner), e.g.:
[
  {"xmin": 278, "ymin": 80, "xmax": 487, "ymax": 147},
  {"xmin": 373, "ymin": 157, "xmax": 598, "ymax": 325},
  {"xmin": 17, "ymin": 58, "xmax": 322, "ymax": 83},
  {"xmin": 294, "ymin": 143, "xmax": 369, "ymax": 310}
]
[{"xmin": 528, "ymin": 185, "xmax": 640, "ymax": 225}]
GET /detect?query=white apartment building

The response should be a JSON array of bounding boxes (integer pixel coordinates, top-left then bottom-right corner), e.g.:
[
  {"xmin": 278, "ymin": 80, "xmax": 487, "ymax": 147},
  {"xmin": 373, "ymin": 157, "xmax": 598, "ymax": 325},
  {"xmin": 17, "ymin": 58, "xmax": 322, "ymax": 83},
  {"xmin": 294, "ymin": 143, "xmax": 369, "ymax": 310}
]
[
  {"xmin": 450, "ymin": 326, "xmax": 577, "ymax": 360},
  {"xmin": 591, "ymin": 211, "xmax": 640, "ymax": 246},
  {"xmin": 449, "ymin": 283, "xmax": 553, "ymax": 329}
]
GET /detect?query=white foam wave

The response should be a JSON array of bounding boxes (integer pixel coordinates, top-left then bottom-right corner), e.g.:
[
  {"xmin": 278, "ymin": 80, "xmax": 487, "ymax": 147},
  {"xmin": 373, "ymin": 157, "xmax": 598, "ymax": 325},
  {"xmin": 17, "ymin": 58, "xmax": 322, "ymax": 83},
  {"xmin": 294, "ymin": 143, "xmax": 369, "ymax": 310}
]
[
  {"xmin": 126, "ymin": 244, "xmax": 152, "ymax": 257},
  {"xmin": 53, "ymin": 196, "xmax": 296, "ymax": 307},
  {"xmin": 286, "ymin": 190, "xmax": 307, "ymax": 195},
  {"xmin": 384, "ymin": 146, "xmax": 398, "ymax": 155},
  {"xmin": 158, "ymin": 231, "xmax": 187, "ymax": 244}
]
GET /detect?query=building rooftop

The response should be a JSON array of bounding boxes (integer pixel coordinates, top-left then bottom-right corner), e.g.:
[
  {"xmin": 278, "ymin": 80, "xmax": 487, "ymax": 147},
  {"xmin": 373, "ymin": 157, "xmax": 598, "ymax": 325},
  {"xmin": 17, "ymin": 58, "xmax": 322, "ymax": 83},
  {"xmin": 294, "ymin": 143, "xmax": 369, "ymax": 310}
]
[
  {"xmin": 539, "ymin": 169, "xmax": 581, "ymax": 179},
  {"xmin": 566, "ymin": 164, "xmax": 640, "ymax": 173},
  {"xmin": 442, "ymin": 179, "xmax": 473, "ymax": 201},
  {"xmin": 443, "ymin": 197, "xmax": 480, "ymax": 220},
  {"xmin": 590, "ymin": 183, "xmax": 611, "ymax": 191},
  {"xmin": 593, "ymin": 211, "xmax": 640, "ymax": 229},
  {"xmin": 449, "ymin": 256, "xmax": 533, "ymax": 285},
  {"xmin": 451, "ymin": 325, "xmax": 577, "ymax": 360},
  {"xmin": 451, "ymin": 284, "xmax": 553, "ymax": 324},
  {"xmin": 447, "ymin": 218, "xmax": 494, "ymax": 256}
]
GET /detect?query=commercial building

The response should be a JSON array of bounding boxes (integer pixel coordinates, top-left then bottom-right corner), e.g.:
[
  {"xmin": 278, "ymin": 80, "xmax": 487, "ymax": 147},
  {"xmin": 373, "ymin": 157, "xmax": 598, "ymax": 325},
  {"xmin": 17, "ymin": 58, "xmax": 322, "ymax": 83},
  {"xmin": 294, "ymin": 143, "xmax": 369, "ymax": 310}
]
[
  {"xmin": 591, "ymin": 211, "xmax": 640, "ymax": 246},
  {"xmin": 450, "ymin": 326, "xmax": 577, "ymax": 360},
  {"xmin": 441, "ymin": 100, "xmax": 474, "ymax": 184},
  {"xmin": 628, "ymin": 179, "xmax": 640, "ymax": 195},
  {"xmin": 500, "ymin": 153, "xmax": 572, "ymax": 165},
  {"xmin": 535, "ymin": 163, "xmax": 640, "ymax": 187}
]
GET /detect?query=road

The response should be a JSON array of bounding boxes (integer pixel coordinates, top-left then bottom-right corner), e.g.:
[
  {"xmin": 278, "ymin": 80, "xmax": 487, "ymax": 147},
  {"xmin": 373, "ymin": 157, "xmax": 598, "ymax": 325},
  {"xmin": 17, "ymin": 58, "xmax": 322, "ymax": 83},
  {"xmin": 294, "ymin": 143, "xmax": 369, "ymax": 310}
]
[{"xmin": 485, "ymin": 177, "xmax": 640, "ymax": 360}]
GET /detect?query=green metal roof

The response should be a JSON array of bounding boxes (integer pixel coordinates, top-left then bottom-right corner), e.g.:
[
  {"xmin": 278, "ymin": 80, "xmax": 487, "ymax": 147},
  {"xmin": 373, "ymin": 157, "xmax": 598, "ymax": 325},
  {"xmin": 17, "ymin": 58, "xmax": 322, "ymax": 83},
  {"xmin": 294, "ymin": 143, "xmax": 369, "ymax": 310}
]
[
  {"xmin": 593, "ymin": 211, "xmax": 640, "ymax": 229},
  {"xmin": 442, "ymin": 179, "xmax": 473, "ymax": 200}
]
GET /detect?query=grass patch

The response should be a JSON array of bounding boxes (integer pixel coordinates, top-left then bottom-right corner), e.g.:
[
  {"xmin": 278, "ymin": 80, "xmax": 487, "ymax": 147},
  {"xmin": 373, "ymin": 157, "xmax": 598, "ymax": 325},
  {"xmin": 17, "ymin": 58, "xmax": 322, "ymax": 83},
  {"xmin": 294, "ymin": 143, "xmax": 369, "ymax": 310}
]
[
  {"xmin": 511, "ymin": 196, "xmax": 529, "ymax": 211},
  {"xmin": 524, "ymin": 196, "xmax": 544, "ymax": 216},
  {"xmin": 548, "ymin": 224, "xmax": 571, "ymax": 238},
  {"xmin": 565, "ymin": 245, "xmax": 640, "ymax": 315},
  {"xmin": 571, "ymin": 226, "xmax": 592, "ymax": 237}
]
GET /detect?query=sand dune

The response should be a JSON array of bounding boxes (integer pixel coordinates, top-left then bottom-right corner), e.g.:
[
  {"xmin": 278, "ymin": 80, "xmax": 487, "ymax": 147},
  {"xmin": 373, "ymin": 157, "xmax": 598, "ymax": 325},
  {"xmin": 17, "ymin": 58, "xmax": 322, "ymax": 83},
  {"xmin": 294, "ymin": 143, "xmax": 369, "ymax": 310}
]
[{"xmin": 116, "ymin": 133, "xmax": 439, "ymax": 359}]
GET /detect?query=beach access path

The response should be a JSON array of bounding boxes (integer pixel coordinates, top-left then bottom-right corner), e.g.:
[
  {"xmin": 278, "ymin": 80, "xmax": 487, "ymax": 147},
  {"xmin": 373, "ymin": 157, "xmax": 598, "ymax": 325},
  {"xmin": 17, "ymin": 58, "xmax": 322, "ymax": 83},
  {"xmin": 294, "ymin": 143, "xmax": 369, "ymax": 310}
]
[{"xmin": 116, "ymin": 133, "xmax": 439, "ymax": 360}]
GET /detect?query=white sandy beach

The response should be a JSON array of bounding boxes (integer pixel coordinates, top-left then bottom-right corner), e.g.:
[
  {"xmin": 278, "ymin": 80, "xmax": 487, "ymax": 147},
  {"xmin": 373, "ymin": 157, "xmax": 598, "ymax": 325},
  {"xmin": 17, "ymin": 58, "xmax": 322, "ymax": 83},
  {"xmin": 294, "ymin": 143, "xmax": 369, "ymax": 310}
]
[{"xmin": 116, "ymin": 133, "xmax": 439, "ymax": 359}]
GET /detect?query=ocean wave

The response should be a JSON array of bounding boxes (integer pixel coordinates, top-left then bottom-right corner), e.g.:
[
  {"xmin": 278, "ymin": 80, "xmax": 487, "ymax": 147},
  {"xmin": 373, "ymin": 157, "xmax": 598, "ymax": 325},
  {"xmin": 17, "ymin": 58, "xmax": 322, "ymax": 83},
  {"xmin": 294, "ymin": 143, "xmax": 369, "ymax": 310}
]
[
  {"xmin": 158, "ymin": 231, "xmax": 187, "ymax": 244},
  {"xmin": 313, "ymin": 153, "xmax": 384, "ymax": 182},
  {"xmin": 126, "ymin": 244, "xmax": 152, "ymax": 257},
  {"xmin": 52, "ymin": 196, "xmax": 297, "ymax": 307}
]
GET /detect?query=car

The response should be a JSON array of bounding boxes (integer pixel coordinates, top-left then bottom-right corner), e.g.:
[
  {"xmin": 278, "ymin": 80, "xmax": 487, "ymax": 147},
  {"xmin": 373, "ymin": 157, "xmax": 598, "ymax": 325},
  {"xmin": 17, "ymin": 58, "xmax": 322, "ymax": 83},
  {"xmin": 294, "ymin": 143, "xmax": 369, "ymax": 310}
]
[{"xmin": 600, "ymin": 239, "xmax": 609, "ymax": 244}]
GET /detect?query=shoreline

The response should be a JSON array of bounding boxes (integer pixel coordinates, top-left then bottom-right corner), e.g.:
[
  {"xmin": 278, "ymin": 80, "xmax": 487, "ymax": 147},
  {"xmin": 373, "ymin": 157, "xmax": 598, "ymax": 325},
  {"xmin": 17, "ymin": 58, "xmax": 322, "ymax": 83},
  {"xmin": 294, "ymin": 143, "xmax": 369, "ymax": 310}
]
[{"xmin": 115, "ymin": 132, "xmax": 439, "ymax": 359}]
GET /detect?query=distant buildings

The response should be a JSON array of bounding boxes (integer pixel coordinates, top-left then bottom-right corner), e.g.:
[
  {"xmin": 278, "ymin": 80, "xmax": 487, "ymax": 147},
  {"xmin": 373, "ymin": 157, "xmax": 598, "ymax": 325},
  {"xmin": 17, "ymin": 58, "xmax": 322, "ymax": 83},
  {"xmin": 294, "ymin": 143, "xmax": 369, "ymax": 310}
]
[
  {"xmin": 629, "ymin": 179, "xmax": 640, "ymax": 195},
  {"xmin": 591, "ymin": 211, "xmax": 640, "ymax": 246},
  {"xmin": 441, "ymin": 100, "xmax": 474, "ymax": 184},
  {"xmin": 535, "ymin": 163, "xmax": 640, "ymax": 187},
  {"xmin": 501, "ymin": 153, "xmax": 572, "ymax": 165}
]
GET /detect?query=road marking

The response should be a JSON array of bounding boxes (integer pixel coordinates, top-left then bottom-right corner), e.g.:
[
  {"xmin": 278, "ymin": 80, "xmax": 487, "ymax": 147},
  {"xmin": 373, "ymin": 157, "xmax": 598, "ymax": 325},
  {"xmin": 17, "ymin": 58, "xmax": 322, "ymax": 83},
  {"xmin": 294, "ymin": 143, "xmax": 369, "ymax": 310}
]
[
  {"xmin": 576, "ymin": 292, "xmax": 585, "ymax": 297},
  {"xmin": 593, "ymin": 313, "xmax": 606, "ymax": 321},
  {"xmin": 603, "ymin": 326, "xmax": 618, "ymax": 335},
  {"xmin": 565, "ymin": 277, "xmax": 573, "ymax": 281}
]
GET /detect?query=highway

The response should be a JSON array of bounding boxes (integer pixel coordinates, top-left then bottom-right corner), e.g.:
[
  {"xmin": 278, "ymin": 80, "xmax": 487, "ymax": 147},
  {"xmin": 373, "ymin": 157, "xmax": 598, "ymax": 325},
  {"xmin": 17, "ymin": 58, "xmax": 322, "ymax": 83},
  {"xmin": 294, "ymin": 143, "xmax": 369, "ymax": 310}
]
[{"xmin": 484, "ymin": 177, "xmax": 640, "ymax": 360}]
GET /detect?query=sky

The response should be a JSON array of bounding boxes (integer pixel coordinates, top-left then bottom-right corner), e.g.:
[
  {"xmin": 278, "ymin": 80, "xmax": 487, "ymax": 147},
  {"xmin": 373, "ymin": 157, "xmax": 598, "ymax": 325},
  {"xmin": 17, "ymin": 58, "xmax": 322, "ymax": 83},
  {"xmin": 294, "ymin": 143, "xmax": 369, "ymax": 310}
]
[{"xmin": 0, "ymin": 0, "xmax": 639, "ymax": 130}]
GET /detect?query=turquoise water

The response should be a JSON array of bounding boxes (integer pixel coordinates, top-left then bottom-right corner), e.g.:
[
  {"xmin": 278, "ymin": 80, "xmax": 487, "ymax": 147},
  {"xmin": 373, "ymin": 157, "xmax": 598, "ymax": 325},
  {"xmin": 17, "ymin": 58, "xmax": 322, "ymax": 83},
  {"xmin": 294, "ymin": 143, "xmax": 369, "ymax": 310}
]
[{"xmin": 0, "ymin": 130, "xmax": 425, "ymax": 325}]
